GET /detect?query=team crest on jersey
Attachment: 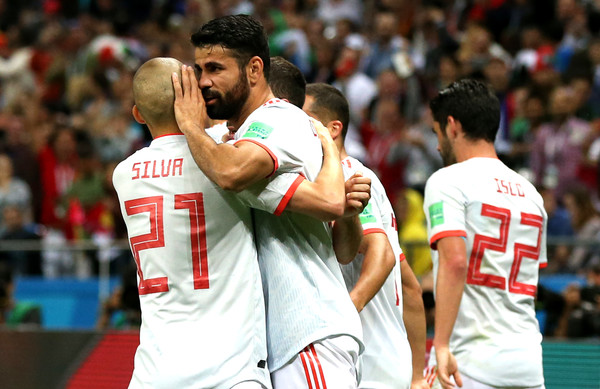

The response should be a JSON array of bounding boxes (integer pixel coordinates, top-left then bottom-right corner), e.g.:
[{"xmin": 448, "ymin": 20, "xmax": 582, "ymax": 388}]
[
  {"xmin": 359, "ymin": 203, "xmax": 376, "ymax": 224},
  {"xmin": 429, "ymin": 201, "xmax": 444, "ymax": 227},
  {"xmin": 243, "ymin": 122, "xmax": 273, "ymax": 139}
]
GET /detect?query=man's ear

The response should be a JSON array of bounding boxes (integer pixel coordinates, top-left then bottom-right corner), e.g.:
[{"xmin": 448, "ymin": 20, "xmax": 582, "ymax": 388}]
[
  {"xmin": 132, "ymin": 105, "xmax": 146, "ymax": 124},
  {"xmin": 329, "ymin": 120, "xmax": 344, "ymax": 141},
  {"xmin": 247, "ymin": 56, "xmax": 264, "ymax": 84},
  {"xmin": 446, "ymin": 115, "xmax": 459, "ymax": 140}
]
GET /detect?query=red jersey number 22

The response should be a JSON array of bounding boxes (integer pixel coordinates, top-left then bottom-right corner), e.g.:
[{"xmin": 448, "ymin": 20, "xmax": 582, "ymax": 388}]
[
  {"xmin": 125, "ymin": 193, "xmax": 209, "ymax": 295},
  {"xmin": 467, "ymin": 203, "xmax": 543, "ymax": 297}
]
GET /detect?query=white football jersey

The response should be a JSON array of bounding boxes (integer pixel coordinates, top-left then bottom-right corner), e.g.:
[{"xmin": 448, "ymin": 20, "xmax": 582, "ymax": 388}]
[
  {"xmin": 423, "ymin": 157, "xmax": 546, "ymax": 387},
  {"xmin": 340, "ymin": 156, "xmax": 412, "ymax": 389},
  {"xmin": 113, "ymin": 135, "xmax": 271, "ymax": 389},
  {"xmin": 233, "ymin": 99, "xmax": 364, "ymax": 372}
]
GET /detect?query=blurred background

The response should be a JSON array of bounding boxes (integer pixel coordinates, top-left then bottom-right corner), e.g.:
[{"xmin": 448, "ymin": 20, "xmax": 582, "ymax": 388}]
[{"xmin": 0, "ymin": 0, "xmax": 598, "ymax": 388}]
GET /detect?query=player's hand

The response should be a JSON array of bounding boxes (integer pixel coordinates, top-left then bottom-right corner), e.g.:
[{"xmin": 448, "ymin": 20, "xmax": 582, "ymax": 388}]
[
  {"xmin": 344, "ymin": 172, "xmax": 371, "ymax": 217},
  {"xmin": 411, "ymin": 378, "xmax": 432, "ymax": 389},
  {"xmin": 172, "ymin": 64, "xmax": 206, "ymax": 134},
  {"xmin": 435, "ymin": 346, "xmax": 462, "ymax": 388},
  {"xmin": 311, "ymin": 118, "xmax": 336, "ymax": 152}
]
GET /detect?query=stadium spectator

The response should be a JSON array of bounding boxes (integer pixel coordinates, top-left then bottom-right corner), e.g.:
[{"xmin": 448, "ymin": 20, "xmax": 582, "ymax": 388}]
[
  {"xmin": 0, "ymin": 205, "xmax": 42, "ymax": 276},
  {"xmin": 539, "ymin": 186, "xmax": 574, "ymax": 274},
  {"xmin": 554, "ymin": 265, "xmax": 600, "ymax": 338},
  {"xmin": 0, "ymin": 262, "xmax": 42, "ymax": 328},
  {"xmin": 0, "ymin": 153, "xmax": 33, "ymax": 232},
  {"xmin": 562, "ymin": 185, "xmax": 600, "ymax": 273},
  {"xmin": 332, "ymin": 33, "xmax": 376, "ymax": 161},
  {"xmin": 530, "ymin": 85, "xmax": 591, "ymax": 198}
]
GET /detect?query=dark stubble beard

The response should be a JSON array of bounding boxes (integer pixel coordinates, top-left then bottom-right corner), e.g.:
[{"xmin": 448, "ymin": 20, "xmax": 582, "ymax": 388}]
[
  {"xmin": 203, "ymin": 69, "xmax": 250, "ymax": 120},
  {"xmin": 439, "ymin": 135, "xmax": 456, "ymax": 167}
]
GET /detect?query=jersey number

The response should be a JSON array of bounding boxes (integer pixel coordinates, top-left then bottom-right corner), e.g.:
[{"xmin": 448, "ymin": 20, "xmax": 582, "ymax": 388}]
[
  {"xmin": 125, "ymin": 193, "xmax": 209, "ymax": 295},
  {"xmin": 467, "ymin": 203, "xmax": 543, "ymax": 297}
]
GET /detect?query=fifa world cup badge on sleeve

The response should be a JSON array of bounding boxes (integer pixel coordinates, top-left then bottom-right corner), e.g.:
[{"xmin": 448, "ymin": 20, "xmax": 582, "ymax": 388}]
[
  {"xmin": 243, "ymin": 122, "xmax": 274, "ymax": 139},
  {"xmin": 359, "ymin": 203, "xmax": 376, "ymax": 224},
  {"xmin": 429, "ymin": 201, "xmax": 444, "ymax": 227}
]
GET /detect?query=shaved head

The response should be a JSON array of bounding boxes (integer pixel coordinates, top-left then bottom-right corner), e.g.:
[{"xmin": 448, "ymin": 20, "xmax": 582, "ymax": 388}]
[{"xmin": 133, "ymin": 57, "xmax": 183, "ymax": 128}]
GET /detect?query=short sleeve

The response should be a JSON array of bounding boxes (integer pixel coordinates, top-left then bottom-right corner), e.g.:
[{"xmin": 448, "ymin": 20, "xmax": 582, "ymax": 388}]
[
  {"xmin": 359, "ymin": 200, "xmax": 386, "ymax": 236},
  {"xmin": 234, "ymin": 106, "xmax": 319, "ymax": 177},
  {"xmin": 423, "ymin": 171, "xmax": 468, "ymax": 249},
  {"xmin": 237, "ymin": 173, "xmax": 305, "ymax": 215}
]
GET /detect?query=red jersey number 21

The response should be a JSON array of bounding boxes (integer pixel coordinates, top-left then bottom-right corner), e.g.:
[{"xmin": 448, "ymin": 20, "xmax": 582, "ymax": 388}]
[
  {"xmin": 125, "ymin": 193, "xmax": 209, "ymax": 295},
  {"xmin": 467, "ymin": 203, "xmax": 543, "ymax": 297}
]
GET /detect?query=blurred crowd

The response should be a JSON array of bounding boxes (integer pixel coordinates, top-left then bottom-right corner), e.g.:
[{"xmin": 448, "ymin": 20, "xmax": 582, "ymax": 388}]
[{"xmin": 0, "ymin": 0, "xmax": 599, "ymax": 336}]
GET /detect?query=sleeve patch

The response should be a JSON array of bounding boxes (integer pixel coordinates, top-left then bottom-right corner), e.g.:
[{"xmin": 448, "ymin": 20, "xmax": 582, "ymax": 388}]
[
  {"xmin": 429, "ymin": 201, "xmax": 444, "ymax": 227},
  {"xmin": 242, "ymin": 122, "xmax": 274, "ymax": 139},
  {"xmin": 359, "ymin": 202, "xmax": 376, "ymax": 224}
]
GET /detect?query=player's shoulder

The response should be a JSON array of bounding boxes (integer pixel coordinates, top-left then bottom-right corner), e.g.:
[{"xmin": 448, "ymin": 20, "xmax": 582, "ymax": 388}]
[{"xmin": 251, "ymin": 98, "xmax": 309, "ymax": 124}]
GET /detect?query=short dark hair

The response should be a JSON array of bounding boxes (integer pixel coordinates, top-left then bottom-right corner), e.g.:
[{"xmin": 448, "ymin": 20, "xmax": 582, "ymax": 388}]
[
  {"xmin": 269, "ymin": 56, "xmax": 306, "ymax": 108},
  {"xmin": 191, "ymin": 15, "xmax": 270, "ymax": 80},
  {"xmin": 429, "ymin": 78, "xmax": 500, "ymax": 143},
  {"xmin": 305, "ymin": 83, "xmax": 350, "ymax": 139}
]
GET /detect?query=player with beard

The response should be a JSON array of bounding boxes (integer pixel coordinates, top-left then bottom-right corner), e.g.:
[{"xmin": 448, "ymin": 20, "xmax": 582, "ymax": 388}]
[
  {"xmin": 423, "ymin": 79, "xmax": 547, "ymax": 389},
  {"xmin": 173, "ymin": 15, "xmax": 367, "ymax": 388}
]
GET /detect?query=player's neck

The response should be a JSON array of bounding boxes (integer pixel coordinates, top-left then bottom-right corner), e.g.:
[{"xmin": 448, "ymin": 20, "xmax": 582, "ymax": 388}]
[
  {"xmin": 338, "ymin": 146, "xmax": 349, "ymax": 160},
  {"xmin": 456, "ymin": 140, "xmax": 498, "ymax": 162},
  {"xmin": 151, "ymin": 124, "xmax": 183, "ymax": 139},
  {"xmin": 228, "ymin": 86, "xmax": 274, "ymax": 131}
]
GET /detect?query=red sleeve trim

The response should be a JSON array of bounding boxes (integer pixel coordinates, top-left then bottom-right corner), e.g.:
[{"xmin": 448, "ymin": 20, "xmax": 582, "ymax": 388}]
[
  {"xmin": 399, "ymin": 253, "xmax": 406, "ymax": 262},
  {"xmin": 235, "ymin": 138, "xmax": 279, "ymax": 177},
  {"xmin": 274, "ymin": 175, "xmax": 305, "ymax": 216},
  {"xmin": 429, "ymin": 230, "xmax": 467, "ymax": 250},
  {"xmin": 539, "ymin": 262, "xmax": 548, "ymax": 269},
  {"xmin": 363, "ymin": 228, "xmax": 386, "ymax": 236}
]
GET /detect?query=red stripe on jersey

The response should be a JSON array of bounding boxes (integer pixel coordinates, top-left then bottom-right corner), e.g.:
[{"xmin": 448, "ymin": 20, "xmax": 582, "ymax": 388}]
[
  {"xmin": 300, "ymin": 350, "xmax": 315, "ymax": 389},
  {"xmin": 274, "ymin": 175, "xmax": 306, "ymax": 216},
  {"xmin": 429, "ymin": 230, "xmax": 467, "ymax": 250},
  {"xmin": 399, "ymin": 252, "xmax": 406, "ymax": 262},
  {"xmin": 539, "ymin": 262, "xmax": 548, "ymax": 269},
  {"xmin": 309, "ymin": 344, "xmax": 328, "ymax": 389},
  {"xmin": 363, "ymin": 228, "xmax": 386, "ymax": 236},
  {"xmin": 235, "ymin": 139, "xmax": 279, "ymax": 177}
]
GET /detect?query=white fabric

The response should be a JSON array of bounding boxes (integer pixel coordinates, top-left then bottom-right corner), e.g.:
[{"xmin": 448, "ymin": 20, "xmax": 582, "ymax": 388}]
[
  {"xmin": 423, "ymin": 157, "xmax": 546, "ymax": 387},
  {"xmin": 233, "ymin": 99, "xmax": 363, "ymax": 372},
  {"xmin": 113, "ymin": 135, "xmax": 270, "ymax": 389},
  {"xmin": 339, "ymin": 156, "xmax": 412, "ymax": 389},
  {"xmin": 271, "ymin": 336, "xmax": 360, "ymax": 389}
]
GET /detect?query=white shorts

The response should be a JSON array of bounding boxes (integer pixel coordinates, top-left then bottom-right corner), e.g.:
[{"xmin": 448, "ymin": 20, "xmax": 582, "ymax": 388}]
[
  {"xmin": 271, "ymin": 335, "xmax": 360, "ymax": 389},
  {"xmin": 425, "ymin": 366, "xmax": 545, "ymax": 389}
]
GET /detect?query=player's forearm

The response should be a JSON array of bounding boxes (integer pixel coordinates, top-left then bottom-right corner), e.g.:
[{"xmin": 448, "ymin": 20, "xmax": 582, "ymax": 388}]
[
  {"xmin": 433, "ymin": 238, "xmax": 467, "ymax": 349},
  {"xmin": 332, "ymin": 214, "xmax": 362, "ymax": 264},
  {"xmin": 349, "ymin": 234, "xmax": 395, "ymax": 311},
  {"xmin": 401, "ymin": 262, "xmax": 427, "ymax": 382},
  {"xmin": 314, "ymin": 137, "xmax": 346, "ymax": 212},
  {"xmin": 180, "ymin": 125, "xmax": 269, "ymax": 192}
]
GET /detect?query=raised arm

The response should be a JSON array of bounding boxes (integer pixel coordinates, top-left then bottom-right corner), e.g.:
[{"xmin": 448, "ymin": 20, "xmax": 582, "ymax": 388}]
[
  {"xmin": 434, "ymin": 236, "xmax": 466, "ymax": 389},
  {"xmin": 286, "ymin": 119, "xmax": 370, "ymax": 222},
  {"xmin": 399, "ymin": 259, "xmax": 429, "ymax": 389},
  {"xmin": 172, "ymin": 65, "xmax": 273, "ymax": 192}
]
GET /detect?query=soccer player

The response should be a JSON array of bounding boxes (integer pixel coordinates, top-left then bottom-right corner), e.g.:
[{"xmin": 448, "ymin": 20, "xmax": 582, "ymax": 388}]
[
  {"xmin": 114, "ymin": 57, "xmax": 270, "ymax": 389},
  {"xmin": 423, "ymin": 79, "xmax": 547, "ymax": 389},
  {"xmin": 302, "ymin": 83, "xmax": 429, "ymax": 389},
  {"xmin": 116, "ymin": 57, "xmax": 362, "ymax": 389},
  {"xmin": 173, "ymin": 15, "xmax": 366, "ymax": 388}
]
